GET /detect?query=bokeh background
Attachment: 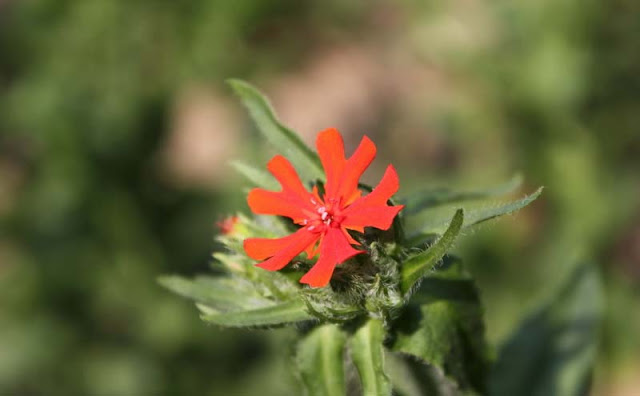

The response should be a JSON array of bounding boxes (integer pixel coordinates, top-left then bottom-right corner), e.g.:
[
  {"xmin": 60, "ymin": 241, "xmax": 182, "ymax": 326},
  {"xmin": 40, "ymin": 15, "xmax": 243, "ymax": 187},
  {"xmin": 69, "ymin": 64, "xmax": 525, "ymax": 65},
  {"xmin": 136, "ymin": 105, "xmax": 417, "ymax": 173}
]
[{"xmin": 1, "ymin": 0, "xmax": 638, "ymax": 395}]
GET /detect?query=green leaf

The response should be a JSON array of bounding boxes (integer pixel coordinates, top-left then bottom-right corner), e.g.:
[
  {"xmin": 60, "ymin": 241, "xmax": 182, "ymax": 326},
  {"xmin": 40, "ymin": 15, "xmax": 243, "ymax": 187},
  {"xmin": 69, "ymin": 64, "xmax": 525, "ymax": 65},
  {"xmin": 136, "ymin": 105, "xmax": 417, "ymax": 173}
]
[
  {"xmin": 199, "ymin": 299, "xmax": 314, "ymax": 327},
  {"xmin": 158, "ymin": 275, "xmax": 270, "ymax": 311},
  {"xmin": 401, "ymin": 209, "xmax": 464, "ymax": 294},
  {"xmin": 385, "ymin": 352, "xmax": 425, "ymax": 396},
  {"xmin": 230, "ymin": 160, "xmax": 279, "ymax": 190},
  {"xmin": 391, "ymin": 258, "xmax": 487, "ymax": 394},
  {"xmin": 401, "ymin": 174, "xmax": 523, "ymax": 215},
  {"xmin": 349, "ymin": 318, "xmax": 392, "ymax": 396},
  {"xmin": 386, "ymin": 351, "xmax": 465, "ymax": 396},
  {"xmin": 408, "ymin": 187, "xmax": 542, "ymax": 236},
  {"xmin": 297, "ymin": 324, "xmax": 347, "ymax": 396},
  {"xmin": 489, "ymin": 261, "xmax": 604, "ymax": 396},
  {"xmin": 228, "ymin": 79, "xmax": 324, "ymax": 183}
]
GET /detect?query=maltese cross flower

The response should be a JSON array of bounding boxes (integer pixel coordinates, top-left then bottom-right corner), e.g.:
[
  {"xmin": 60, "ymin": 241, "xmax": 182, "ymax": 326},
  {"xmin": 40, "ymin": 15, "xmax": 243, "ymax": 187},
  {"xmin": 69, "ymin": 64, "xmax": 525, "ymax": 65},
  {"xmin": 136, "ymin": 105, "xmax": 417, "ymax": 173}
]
[{"xmin": 243, "ymin": 128, "xmax": 404, "ymax": 288}]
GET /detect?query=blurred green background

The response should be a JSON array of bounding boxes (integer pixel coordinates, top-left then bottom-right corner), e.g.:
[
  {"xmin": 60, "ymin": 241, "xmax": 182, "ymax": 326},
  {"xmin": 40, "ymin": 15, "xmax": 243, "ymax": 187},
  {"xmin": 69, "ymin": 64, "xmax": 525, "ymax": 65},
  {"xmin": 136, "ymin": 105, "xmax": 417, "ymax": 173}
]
[{"xmin": 1, "ymin": 0, "xmax": 638, "ymax": 395}]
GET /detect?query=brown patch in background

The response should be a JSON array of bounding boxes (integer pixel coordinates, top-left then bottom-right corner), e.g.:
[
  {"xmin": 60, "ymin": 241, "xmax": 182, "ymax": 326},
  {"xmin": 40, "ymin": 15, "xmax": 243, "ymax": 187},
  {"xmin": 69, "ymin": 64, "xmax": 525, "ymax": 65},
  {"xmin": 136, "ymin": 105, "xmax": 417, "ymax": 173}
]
[{"xmin": 160, "ymin": 86, "xmax": 241, "ymax": 188}]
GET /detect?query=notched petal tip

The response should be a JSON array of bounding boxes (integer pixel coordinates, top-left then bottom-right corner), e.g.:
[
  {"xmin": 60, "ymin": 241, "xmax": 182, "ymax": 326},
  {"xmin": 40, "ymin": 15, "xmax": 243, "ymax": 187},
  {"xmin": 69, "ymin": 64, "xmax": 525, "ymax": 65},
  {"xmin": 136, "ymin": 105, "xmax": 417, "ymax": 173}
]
[
  {"xmin": 332, "ymin": 134, "xmax": 377, "ymax": 202},
  {"xmin": 316, "ymin": 127, "xmax": 346, "ymax": 198},
  {"xmin": 382, "ymin": 164, "xmax": 400, "ymax": 190},
  {"xmin": 265, "ymin": 154, "xmax": 311, "ymax": 199},
  {"xmin": 316, "ymin": 127, "xmax": 342, "ymax": 143}
]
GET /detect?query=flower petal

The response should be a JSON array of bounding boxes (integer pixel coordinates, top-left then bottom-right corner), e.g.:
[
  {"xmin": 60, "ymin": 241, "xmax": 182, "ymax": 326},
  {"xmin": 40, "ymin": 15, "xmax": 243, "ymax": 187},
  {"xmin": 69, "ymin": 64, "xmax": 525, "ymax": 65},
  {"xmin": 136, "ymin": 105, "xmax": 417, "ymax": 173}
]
[
  {"xmin": 244, "ymin": 231, "xmax": 309, "ymax": 260},
  {"xmin": 304, "ymin": 234, "xmax": 322, "ymax": 258},
  {"xmin": 345, "ymin": 225, "xmax": 364, "ymax": 233},
  {"xmin": 341, "ymin": 227, "xmax": 361, "ymax": 246},
  {"xmin": 341, "ymin": 165, "xmax": 403, "ymax": 230},
  {"xmin": 251, "ymin": 228, "xmax": 319, "ymax": 271},
  {"xmin": 267, "ymin": 155, "xmax": 311, "ymax": 201},
  {"xmin": 334, "ymin": 135, "xmax": 376, "ymax": 205},
  {"xmin": 316, "ymin": 128, "xmax": 346, "ymax": 198},
  {"xmin": 341, "ymin": 205, "xmax": 404, "ymax": 231},
  {"xmin": 345, "ymin": 165, "xmax": 400, "ymax": 209},
  {"xmin": 299, "ymin": 227, "xmax": 364, "ymax": 287},
  {"xmin": 247, "ymin": 155, "xmax": 318, "ymax": 221},
  {"xmin": 247, "ymin": 189, "xmax": 312, "ymax": 221}
]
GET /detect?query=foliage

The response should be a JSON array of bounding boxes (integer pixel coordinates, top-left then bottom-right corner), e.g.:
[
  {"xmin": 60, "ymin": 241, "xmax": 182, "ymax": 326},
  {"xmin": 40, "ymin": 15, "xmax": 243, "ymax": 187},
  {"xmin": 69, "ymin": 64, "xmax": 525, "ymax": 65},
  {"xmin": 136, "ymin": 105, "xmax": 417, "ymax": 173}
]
[
  {"xmin": 490, "ymin": 261, "xmax": 604, "ymax": 396},
  {"xmin": 2, "ymin": 0, "xmax": 637, "ymax": 394},
  {"xmin": 161, "ymin": 81, "xmax": 543, "ymax": 395}
]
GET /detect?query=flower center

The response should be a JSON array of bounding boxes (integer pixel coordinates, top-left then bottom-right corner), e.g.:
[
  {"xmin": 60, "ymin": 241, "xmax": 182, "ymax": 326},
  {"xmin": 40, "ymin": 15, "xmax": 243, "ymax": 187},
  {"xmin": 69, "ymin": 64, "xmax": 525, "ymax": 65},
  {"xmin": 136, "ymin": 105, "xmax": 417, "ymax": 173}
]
[{"xmin": 304, "ymin": 198, "xmax": 344, "ymax": 233}]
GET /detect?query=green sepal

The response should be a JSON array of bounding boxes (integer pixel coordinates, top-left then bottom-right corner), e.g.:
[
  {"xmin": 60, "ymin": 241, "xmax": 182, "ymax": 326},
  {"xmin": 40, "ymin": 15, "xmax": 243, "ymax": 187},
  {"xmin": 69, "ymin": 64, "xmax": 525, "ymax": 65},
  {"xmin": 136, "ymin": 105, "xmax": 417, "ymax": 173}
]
[
  {"xmin": 227, "ymin": 79, "xmax": 324, "ymax": 183},
  {"xmin": 400, "ymin": 209, "xmax": 464, "ymax": 294},
  {"xmin": 349, "ymin": 318, "xmax": 392, "ymax": 396},
  {"xmin": 296, "ymin": 324, "xmax": 347, "ymax": 396}
]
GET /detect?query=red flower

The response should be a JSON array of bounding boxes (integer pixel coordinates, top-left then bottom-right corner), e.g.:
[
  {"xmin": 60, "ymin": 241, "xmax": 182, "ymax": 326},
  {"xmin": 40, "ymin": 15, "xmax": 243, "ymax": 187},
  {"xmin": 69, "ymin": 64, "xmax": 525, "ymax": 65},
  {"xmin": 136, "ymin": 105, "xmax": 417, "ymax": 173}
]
[{"xmin": 243, "ymin": 128, "xmax": 404, "ymax": 287}]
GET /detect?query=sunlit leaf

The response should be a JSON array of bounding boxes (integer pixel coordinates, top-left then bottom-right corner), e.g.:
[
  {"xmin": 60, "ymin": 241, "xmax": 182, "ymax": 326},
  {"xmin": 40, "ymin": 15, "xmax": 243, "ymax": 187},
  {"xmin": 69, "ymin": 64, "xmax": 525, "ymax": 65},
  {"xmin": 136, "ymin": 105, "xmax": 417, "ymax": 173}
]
[
  {"xmin": 228, "ymin": 79, "xmax": 324, "ymax": 183},
  {"xmin": 297, "ymin": 324, "xmax": 346, "ymax": 396},
  {"xmin": 401, "ymin": 174, "xmax": 523, "ymax": 215},
  {"xmin": 400, "ymin": 209, "xmax": 464, "ymax": 294},
  {"xmin": 349, "ymin": 318, "xmax": 392, "ymax": 396},
  {"xmin": 408, "ymin": 188, "xmax": 542, "ymax": 237},
  {"xmin": 489, "ymin": 261, "xmax": 604, "ymax": 396},
  {"xmin": 199, "ymin": 300, "xmax": 314, "ymax": 327},
  {"xmin": 158, "ymin": 275, "xmax": 270, "ymax": 311}
]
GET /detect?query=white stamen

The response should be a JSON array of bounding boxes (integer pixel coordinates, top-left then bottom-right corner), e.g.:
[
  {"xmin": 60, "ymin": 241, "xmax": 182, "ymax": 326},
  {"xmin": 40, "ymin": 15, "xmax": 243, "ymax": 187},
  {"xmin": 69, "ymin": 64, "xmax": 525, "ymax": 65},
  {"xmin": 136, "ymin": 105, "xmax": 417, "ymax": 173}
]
[
  {"xmin": 308, "ymin": 225, "xmax": 316, "ymax": 231},
  {"xmin": 321, "ymin": 212, "xmax": 328, "ymax": 220},
  {"xmin": 317, "ymin": 206, "xmax": 326, "ymax": 214},
  {"xmin": 302, "ymin": 219, "xmax": 308, "ymax": 225},
  {"xmin": 310, "ymin": 198, "xmax": 317, "ymax": 205}
]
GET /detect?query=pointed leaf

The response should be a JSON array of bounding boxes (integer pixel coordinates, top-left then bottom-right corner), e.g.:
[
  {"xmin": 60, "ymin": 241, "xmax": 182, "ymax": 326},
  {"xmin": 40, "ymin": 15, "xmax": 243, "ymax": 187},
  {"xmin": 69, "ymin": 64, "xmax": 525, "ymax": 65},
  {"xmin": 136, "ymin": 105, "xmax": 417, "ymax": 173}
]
[
  {"xmin": 408, "ymin": 187, "xmax": 542, "ymax": 236},
  {"xmin": 489, "ymin": 261, "xmax": 604, "ymax": 396},
  {"xmin": 462, "ymin": 187, "xmax": 542, "ymax": 228},
  {"xmin": 228, "ymin": 79, "xmax": 324, "ymax": 183},
  {"xmin": 199, "ymin": 300, "xmax": 314, "ymax": 327},
  {"xmin": 231, "ymin": 160, "xmax": 279, "ymax": 190},
  {"xmin": 391, "ymin": 258, "xmax": 487, "ymax": 393},
  {"xmin": 402, "ymin": 174, "xmax": 523, "ymax": 215},
  {"xmin": 297, "ymin": 324, "xmax": 347, "ymax": 396},
  {"xmin": 349, "ymin": 318, "xmax": 392, "ymax": 396},
  {"xmin": 401, "ymin": 209, "xmax": 464, "ymax": 294}
]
